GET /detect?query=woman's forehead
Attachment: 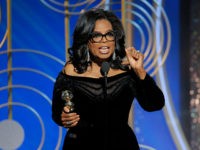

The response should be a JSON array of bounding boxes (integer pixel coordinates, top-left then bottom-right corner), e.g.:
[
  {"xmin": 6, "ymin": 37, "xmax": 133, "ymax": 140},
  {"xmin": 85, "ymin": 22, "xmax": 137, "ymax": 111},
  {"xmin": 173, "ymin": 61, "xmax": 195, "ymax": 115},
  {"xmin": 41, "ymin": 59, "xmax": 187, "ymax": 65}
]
[{"xmin": 93, "ymin": 19, "xmax": 113, "ymax": 32}]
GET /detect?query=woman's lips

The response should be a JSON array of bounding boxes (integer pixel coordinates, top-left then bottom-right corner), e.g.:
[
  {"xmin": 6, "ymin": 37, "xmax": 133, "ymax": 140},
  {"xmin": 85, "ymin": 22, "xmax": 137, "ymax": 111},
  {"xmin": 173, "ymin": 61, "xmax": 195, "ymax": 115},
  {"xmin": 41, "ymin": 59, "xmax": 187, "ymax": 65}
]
[{"xmin": 99, "ymin": 46, "xmax": 109, "ymax": 54}]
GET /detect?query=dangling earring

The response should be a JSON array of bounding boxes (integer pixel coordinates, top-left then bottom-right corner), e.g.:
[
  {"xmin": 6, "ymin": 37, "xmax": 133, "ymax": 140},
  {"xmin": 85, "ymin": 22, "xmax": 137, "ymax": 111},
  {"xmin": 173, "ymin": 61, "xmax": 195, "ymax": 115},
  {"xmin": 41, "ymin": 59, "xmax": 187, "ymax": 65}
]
[
  {"xmin": 112, "ymin": 51, "xmax": 116, "ymax": 60},
  {"xmin": 87, "ymin": 50, "xmax": 90, "ymax": 62}
]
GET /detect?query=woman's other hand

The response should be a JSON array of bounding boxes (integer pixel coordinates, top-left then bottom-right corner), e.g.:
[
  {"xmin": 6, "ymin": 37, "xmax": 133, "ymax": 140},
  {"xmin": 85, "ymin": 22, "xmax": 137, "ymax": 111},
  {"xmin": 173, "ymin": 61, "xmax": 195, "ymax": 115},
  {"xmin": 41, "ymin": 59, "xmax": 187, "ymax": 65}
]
[
  {"xmin": 61, "ymin": 106, "xmax": 80, "ymax": 128},
  {"xmin": 125, "ymin": 47, "xmax": 146, "ymax": 80}
]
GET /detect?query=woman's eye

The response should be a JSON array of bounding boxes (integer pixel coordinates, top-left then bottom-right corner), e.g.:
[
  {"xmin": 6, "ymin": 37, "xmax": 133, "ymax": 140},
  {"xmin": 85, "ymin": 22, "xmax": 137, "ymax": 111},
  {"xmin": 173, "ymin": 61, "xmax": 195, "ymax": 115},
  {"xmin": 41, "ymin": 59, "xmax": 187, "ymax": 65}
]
[
  {"xmin": 93, "ymin": 33, "xmax": 102, "ymax": 38},
  {"xmin": 106, "ymin": 32, "xmax": 114, "ymax": 37}
]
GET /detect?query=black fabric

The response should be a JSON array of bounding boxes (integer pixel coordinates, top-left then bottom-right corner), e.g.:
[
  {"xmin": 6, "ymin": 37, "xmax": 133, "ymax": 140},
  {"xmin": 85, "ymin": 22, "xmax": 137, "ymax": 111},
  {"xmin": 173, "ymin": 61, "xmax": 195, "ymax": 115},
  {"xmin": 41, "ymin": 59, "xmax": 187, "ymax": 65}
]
[{"xmin": 52, "ymin": 71, "xmax": 165, "ymax": 150}]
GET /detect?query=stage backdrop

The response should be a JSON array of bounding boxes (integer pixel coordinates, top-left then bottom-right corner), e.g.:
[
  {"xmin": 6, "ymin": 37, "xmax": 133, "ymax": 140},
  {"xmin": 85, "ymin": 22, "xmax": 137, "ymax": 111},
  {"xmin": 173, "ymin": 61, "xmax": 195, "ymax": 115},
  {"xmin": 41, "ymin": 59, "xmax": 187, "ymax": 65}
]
[{"xmin": 0, "ymin": 0, "xmax": 191, "ymax": 150}]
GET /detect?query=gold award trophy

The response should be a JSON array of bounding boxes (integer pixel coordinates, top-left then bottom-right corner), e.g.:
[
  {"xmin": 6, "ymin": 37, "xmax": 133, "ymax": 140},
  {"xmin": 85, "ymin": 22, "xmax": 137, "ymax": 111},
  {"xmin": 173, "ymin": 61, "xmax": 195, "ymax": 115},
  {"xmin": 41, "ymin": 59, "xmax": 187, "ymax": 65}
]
[{"xmin": 61, "ymin": 90, "xmax": 74, "ymax": 112}]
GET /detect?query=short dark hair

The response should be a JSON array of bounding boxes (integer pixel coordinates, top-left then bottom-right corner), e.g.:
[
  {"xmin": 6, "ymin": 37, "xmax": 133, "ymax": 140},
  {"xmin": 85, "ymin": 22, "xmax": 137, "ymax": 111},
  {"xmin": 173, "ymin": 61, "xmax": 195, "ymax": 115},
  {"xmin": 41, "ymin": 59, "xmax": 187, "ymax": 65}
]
[{"xmin": 68, "ymin": 8, "xmax": 128, "ymax": 73}]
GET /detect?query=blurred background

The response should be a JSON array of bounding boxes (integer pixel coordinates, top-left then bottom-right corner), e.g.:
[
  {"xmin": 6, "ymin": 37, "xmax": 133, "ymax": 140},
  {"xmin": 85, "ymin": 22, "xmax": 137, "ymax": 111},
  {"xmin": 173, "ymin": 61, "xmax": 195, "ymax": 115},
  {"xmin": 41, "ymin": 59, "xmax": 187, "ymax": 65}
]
[{"xmin": 0, "ymin": 0, "xmax": 198, "ymax": 149}]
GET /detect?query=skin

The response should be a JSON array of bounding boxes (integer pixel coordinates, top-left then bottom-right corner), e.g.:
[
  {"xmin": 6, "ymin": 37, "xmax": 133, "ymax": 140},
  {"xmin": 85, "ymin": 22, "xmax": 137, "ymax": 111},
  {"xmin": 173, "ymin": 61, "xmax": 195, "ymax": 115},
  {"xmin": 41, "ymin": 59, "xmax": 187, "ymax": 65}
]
[
  {"xmin": 88, "ymin": 19, "xmax": 115, "ymax": 62},
  {"xmin": 61, "ymin": 19, "xmax": 146, "ymax": 128}
]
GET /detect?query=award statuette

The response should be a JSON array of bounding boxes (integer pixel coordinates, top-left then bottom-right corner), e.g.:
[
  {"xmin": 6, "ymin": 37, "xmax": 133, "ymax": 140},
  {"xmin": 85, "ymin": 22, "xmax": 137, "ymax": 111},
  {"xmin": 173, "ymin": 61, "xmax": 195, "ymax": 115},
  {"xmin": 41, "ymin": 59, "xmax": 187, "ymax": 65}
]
[{"xmin": 61, "ymin": 90, "xmax": 74, "ymax": 112}]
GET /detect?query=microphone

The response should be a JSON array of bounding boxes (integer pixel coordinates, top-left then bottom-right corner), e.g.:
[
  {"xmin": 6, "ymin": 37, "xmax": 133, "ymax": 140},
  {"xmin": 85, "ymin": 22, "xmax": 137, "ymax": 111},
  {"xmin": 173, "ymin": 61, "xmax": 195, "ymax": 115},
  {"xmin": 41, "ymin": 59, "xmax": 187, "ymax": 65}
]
[
  {"xmin": 100, "ymin": 62, "xmax": 110, "ymax": 99},
  {"xmin": 100, "ymin": 61, "xmax": 110, "ymax": 77}
]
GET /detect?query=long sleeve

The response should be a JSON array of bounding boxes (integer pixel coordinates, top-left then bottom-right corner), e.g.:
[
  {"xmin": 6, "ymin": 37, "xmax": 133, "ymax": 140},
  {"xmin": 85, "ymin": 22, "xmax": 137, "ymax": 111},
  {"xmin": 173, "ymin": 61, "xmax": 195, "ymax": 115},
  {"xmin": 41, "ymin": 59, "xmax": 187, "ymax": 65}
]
[
  {"xmin": 134, "ymin": 73, "xmax": 165, "ymax": 112},
  {"xmin": 51, "ymin": 72, "xmax": 67, "ymax": 126}
]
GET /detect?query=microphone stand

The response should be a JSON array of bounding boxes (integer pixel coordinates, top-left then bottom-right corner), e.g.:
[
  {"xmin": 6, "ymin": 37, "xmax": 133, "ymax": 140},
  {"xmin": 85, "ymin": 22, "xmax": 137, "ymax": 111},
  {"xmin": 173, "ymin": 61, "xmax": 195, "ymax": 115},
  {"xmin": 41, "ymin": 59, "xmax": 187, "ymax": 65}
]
[
  {"xmin": 100, "ymin": 62, "xmax": 110, "ymax": 150},
  {"xmin": 103, "ymin": 73, "xmax": 108, "ymax": 99},
  {"xmin": 103, "ymin": 72, "xmax": 108, "ymax": 150}
]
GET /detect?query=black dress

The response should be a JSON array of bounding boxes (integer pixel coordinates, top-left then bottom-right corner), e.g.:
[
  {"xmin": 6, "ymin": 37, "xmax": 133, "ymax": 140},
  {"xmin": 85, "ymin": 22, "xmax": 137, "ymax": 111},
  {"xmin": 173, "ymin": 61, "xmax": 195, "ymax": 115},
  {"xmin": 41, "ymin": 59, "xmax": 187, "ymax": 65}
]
[{"xmin": 52, "ymin": 70, "xmax": 165, "ymax": 150}]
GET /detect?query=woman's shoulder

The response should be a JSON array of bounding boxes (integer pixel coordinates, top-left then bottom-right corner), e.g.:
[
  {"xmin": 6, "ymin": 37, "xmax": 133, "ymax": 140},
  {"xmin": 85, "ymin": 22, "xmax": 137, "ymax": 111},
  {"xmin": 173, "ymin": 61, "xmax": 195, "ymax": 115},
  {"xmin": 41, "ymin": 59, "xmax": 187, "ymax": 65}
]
[{"xmin": 63, "ymin": 62, "xmax": 76, "ymax": 76}]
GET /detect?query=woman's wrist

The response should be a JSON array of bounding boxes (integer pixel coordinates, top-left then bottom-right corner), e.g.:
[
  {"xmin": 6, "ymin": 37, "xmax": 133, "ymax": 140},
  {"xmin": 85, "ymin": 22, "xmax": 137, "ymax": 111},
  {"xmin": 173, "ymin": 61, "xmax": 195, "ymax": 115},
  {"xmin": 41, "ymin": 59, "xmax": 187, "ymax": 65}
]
[{"xmin": 134, "ymin": 68, "xmax": 146, "ymax": 80}]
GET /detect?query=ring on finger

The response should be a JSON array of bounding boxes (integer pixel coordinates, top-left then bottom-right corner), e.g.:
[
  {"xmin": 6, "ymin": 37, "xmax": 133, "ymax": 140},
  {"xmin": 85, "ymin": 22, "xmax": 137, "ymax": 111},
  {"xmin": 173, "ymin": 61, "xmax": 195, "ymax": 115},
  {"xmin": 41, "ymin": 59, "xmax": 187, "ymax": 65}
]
[{"xmin": 66, "ymin": 121, "xmax": 72, "ymax": 125}]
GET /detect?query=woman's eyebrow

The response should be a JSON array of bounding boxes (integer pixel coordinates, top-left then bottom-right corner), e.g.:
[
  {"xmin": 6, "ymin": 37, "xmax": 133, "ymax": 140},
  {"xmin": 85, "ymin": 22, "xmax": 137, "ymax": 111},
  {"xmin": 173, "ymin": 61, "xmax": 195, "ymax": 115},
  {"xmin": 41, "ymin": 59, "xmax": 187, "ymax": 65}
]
[{"xmin": 92, "ymin": 30, "xmax": 114, "ymax": 33}]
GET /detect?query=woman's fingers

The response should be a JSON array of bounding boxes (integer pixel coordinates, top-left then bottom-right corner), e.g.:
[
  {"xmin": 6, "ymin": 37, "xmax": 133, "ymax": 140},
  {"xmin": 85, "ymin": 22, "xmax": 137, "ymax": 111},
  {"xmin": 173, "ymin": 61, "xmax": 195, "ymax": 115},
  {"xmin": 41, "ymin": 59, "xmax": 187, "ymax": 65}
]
[
  {"xmin": 124, "ymin": 47, "xmax": 146, "ymax": 79},
  {"xmin": 125, "ymin": 47, "xmax": 140, "ymax": 66},
  {"xmin": 61, "ymin": 111, "xmax": 80, "ymax": 128},
  {"xmin": 125, "ymin": 47, "xmax": 141, "ymax": 59},
  {"xmin": 63, "ymin": 117, "xmax": 79, "ymax": 128},
  {"xmin": 63, "ymin": 106, "xmax": 70, "ymax": 113}
]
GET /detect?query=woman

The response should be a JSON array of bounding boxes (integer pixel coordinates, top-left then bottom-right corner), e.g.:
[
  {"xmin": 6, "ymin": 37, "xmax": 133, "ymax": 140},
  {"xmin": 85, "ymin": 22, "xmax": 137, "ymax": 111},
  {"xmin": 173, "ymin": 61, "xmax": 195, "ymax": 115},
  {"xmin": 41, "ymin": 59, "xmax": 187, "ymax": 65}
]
[{"xmin": 52, "ymin": 8, "xmax": 165, "ymax": 150}]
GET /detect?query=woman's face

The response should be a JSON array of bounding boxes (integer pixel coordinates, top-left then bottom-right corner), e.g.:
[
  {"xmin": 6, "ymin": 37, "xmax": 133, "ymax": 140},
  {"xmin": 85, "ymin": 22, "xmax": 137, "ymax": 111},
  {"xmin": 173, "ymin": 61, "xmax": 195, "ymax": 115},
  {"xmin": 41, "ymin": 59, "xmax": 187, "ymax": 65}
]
[{"xmin": 88, "ymin": 19, "xmax": 115, "ymax": 61}]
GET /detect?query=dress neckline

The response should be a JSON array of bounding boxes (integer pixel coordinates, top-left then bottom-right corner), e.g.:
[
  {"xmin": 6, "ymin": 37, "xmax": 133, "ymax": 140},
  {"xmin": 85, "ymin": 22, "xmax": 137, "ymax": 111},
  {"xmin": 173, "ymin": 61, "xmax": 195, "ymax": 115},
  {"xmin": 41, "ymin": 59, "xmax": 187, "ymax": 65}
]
[{"xmin": 61, "ymin": 71, "xmax": 130, "ymax": 81}]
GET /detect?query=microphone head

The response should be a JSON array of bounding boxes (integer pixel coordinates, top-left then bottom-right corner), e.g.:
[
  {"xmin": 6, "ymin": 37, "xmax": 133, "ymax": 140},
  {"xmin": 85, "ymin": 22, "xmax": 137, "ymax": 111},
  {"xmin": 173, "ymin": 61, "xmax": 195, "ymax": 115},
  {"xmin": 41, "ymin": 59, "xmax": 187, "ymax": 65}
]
[{"xmin": 100, "ymin": 61, "xmax": 110, "ymax": 76}]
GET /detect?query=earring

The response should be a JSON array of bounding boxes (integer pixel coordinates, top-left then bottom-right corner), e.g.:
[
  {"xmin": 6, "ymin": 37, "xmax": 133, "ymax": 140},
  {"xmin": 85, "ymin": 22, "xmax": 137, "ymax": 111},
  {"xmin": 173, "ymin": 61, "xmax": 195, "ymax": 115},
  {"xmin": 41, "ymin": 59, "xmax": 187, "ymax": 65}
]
[
  {"xmin": 112, "ymin": 51, "xmax": 116, "ymax": 60},
  {"xmin": 87, "ymin": 50, "xmax": 90, "ymax": 62}
]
